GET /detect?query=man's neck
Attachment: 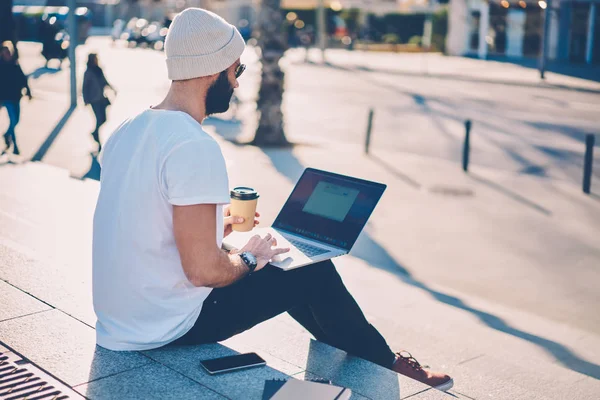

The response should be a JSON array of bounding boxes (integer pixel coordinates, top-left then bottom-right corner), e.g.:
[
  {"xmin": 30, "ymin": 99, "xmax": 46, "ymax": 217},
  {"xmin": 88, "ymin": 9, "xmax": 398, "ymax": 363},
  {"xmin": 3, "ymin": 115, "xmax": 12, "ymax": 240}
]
[{"xmin": 152, "ymin": 83, "xmax": 207, "ymax": 124}]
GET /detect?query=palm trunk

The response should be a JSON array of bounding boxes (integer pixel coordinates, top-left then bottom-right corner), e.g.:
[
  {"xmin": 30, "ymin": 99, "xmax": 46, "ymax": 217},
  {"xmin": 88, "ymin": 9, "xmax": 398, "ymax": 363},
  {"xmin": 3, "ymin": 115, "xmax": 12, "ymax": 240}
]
[{"xmin": 252, "ymin": 0, "xmax": 289, "ymax": 147}]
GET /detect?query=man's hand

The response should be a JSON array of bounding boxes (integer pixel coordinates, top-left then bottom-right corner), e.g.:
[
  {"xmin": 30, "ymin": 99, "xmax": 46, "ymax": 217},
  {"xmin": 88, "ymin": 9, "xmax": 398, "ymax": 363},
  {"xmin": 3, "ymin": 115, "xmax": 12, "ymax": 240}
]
[
  {"xmin": 237, "ymin": 233, "xmax": 290, "ymax": 272},
  {"xmin": 223, "ymin": 204, "xmax": 260, "ymax": 237}
]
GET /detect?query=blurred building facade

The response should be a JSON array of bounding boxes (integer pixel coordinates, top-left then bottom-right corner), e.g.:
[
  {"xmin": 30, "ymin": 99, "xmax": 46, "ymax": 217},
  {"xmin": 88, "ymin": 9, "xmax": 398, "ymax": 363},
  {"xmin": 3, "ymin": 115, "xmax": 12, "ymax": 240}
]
[
  {"xmin": 12, "ymin": 0, "xmax": 597, "ymax": 64},
  {"xmin": 447, "ymin": 0, "xmax": 599, "ymax": 64}
]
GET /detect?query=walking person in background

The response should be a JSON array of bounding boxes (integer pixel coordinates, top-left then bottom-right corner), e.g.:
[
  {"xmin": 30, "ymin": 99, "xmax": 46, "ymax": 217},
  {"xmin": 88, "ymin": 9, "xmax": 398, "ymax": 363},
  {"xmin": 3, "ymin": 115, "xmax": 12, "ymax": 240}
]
[
  {"xmin": 0, "ymin": 41, "xmax": 32, "ymax": 156},
  {"xmin": 83, "ymin": 53, "xmax": 116, "ymax": 152}
]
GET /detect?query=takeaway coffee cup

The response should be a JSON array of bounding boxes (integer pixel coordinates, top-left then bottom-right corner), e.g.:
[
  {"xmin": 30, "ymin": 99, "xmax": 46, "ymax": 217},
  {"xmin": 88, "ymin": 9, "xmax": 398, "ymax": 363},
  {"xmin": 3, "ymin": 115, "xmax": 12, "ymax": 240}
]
[{"xmin": 230, "ymin": 187, "xmax": 260, "ymax": 232}]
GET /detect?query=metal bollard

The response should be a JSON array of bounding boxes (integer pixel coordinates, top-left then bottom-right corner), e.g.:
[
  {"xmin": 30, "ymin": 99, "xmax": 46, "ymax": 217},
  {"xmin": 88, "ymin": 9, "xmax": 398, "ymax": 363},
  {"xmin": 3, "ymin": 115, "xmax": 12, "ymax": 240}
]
[
  {"xmin": 365, "ymin": 108, "xmax": 374, "ymax": 155},
  {"xmin": 463, "ymin": 120, "xmax": 472, "ymax": 172},
  {"xmin": 583, "ymin": 134, "xmax": 595, "ymax": 194}
]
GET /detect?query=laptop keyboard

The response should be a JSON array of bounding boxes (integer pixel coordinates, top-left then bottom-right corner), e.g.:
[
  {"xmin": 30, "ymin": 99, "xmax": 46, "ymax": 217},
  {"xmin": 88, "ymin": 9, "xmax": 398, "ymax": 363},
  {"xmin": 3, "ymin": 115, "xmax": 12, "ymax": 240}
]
[{"xmin": 287, "ymin": 238, "xmax": 330, "ymax": 257}]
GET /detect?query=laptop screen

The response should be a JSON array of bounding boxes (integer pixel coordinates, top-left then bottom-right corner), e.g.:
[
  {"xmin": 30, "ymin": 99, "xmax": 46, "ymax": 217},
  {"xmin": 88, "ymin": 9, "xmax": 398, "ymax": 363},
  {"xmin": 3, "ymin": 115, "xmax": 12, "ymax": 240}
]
[{"xmin": 273, "ymin": 168, "xmax": 386, "ymax": 251}]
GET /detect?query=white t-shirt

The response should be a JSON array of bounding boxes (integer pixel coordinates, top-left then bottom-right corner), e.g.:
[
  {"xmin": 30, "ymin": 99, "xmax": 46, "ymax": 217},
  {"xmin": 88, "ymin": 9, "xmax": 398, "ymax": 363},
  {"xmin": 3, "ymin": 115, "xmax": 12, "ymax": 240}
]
[{"xmin": 92, "ymin": 108, "xmax": 230, "ymax": 351}]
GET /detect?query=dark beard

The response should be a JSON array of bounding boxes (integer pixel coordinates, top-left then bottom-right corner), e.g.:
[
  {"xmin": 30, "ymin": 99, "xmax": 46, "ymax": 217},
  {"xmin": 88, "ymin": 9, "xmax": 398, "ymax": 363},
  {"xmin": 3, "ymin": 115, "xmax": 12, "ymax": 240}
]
[{"xmin": 205, "ymin": 71, "xmax": 234, "ymax": 116}]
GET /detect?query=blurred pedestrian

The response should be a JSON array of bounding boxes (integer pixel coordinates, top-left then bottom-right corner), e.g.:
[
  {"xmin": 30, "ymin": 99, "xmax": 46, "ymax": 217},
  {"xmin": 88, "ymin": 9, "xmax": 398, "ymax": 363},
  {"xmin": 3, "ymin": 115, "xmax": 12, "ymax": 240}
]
[
  {"xmin": 83, "ymin": 53, "xmax": 116, "ymax": 152},
  {"xmin": 0, "ymin": 41, "xmax": 32, "ymax": 156}
]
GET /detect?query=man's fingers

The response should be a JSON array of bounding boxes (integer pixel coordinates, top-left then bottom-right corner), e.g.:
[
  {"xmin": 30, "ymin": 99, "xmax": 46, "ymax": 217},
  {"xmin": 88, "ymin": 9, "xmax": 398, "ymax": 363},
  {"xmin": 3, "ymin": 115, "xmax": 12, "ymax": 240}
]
[
  {"xmin": 272, "ymin": 247, "xmax": 290, "ymax": 255},
  {"xmin": 224, "ymin": 215, "xmax": 244, "ymax": 225}
]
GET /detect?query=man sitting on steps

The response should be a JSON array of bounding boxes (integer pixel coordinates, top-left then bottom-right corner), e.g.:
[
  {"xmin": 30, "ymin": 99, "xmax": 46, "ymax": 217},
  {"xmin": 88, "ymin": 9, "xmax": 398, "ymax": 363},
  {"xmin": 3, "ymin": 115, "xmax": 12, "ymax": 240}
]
[{"xmin": 92, "ymin": 8, "xmax": 453, "ymax": 391}]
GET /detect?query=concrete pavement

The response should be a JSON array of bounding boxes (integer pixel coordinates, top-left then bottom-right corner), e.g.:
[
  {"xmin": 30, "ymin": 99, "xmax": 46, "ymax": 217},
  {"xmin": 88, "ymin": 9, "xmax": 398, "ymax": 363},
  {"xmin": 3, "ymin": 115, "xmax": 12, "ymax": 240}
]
[{"xmin": 1, "ymin": 37, "xmax": 600, "ymax": 399}]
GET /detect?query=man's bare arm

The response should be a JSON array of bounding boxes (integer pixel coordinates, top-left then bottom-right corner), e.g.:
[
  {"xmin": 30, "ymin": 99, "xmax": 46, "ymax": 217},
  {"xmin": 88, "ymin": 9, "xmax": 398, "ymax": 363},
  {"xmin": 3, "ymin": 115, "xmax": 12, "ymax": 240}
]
[
  {"xmin": 173, "ymin": 204, "xmax": 248, "ymax": 288},
  {"xmin": 173, "ymin": 204, "xmax": 291, "ymax": 288}
]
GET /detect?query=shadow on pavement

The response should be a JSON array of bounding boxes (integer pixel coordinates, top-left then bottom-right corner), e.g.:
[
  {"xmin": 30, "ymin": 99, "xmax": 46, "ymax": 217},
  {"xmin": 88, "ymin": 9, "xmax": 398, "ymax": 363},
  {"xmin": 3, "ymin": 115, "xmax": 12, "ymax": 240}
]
[
  {"xmin": 312, "ymin": 60, "xmax": 600, "ymax": 95},
  {"xmin": 82, "ymin": 153, "xmax": 101, "ymax": 181},
  {"xmin": 305, "ymin": 339, "xmax": 401, "ymax": 399},
  {"xmin": 367, "ymin": 86, "xmax": 592, "ymax": 186},
  {"xmin": 259, "ymin": 145, "xmax": 600, "ymax": 380},
  {"xmin": 486, "ymin": 56, "xmax": 600, "ymax": 84},
  {"xmin": 31, "ymin": 105, "xmax": 76, "ymax": 162},
  {"xmin": 28, "ymin": 67, "xmax": 61, "ymax": 80},
  {"xmin": 527, "ymin": 122, "xmax": 600, "ymax": 147},
  {"xmin": 368, "ymin": 155, "xmax": 421, "ymax": 190},
  {"xmin": 469, "ymin": 173, "xmax": 552, "ymax": 216}
]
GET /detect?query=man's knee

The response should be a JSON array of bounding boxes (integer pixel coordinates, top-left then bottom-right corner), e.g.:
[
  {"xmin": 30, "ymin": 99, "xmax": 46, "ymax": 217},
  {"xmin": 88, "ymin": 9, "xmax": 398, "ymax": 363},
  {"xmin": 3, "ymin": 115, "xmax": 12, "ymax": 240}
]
[{"xmin": 295, "ymin": 260, "xmax": 342, "ymax": 286}]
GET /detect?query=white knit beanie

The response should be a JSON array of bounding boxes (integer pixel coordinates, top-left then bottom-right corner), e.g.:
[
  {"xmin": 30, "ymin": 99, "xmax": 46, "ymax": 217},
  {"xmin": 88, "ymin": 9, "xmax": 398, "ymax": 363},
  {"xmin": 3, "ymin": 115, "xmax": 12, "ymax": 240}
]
[{"xmin": 165, "ymin": 8, "xmax": 245, "ymax": 80}]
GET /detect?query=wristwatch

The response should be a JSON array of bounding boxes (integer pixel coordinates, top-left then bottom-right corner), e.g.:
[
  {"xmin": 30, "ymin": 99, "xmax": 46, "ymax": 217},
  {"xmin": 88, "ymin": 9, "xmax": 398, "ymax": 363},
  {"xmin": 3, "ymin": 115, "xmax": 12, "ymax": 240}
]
[{"xmin": 239, "ymin": 252, "xmax": 258, "ymax": 273}]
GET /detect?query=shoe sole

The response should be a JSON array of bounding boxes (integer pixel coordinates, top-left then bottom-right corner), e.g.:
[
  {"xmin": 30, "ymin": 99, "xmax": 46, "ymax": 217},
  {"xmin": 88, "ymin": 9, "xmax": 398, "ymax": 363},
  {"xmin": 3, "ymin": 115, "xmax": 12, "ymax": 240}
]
[{"xmin": 434, "ymin": 378, "xmax": 454, "ymax": 392}]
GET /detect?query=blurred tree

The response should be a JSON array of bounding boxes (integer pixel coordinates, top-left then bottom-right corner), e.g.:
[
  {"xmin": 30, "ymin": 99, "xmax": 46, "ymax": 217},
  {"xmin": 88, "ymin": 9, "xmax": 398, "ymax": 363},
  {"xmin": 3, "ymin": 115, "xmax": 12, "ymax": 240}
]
[
  {"xmin": 431, "ymin": 8, "xmax": 448, "ymax": 53},
  {"xmin": 252, "ymin": 0, "xmax": 289, "ymax": 146}
]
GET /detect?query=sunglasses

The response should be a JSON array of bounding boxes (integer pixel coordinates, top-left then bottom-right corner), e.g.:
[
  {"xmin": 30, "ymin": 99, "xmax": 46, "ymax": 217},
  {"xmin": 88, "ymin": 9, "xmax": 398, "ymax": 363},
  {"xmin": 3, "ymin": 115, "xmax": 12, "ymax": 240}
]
[{"xmin": 235, "ymin": 63, "xmax": 246, "ymax": 79}]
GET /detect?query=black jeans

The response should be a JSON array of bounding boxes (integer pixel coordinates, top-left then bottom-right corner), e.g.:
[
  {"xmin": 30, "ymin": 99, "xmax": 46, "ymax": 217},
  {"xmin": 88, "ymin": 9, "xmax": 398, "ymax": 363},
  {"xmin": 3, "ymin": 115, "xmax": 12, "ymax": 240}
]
[
  {"xmin": 90, "ymin": 101, "xmax": 107, "ymax": 144},
  {"xmin": 171, "ymin": 260, "xmax": 396, "ymax": 369},
  {"xmin": 2, "ymin": 101, "xmax": 20, "ymax": 154}
]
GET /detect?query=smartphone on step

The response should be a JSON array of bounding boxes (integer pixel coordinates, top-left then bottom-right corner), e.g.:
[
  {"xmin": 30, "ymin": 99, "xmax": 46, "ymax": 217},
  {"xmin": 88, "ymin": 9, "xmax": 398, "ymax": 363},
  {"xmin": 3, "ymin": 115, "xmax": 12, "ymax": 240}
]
[{"xmin": 200, "ymin": 352, "xmax": 266, "ymax": 375}]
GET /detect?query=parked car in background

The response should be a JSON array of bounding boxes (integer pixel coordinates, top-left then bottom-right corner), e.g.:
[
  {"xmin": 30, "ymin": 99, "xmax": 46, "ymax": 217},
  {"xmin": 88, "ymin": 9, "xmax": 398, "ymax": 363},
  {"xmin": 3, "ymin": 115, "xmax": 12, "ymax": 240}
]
[
  {"xmin": 117, "ymin": 17, "xmax": 168, "ymax": 51},
  {"xmin": 13, "ymin": 5, "xmax": 91, "ymax": 44},
  {"xmin": 40, "ymin": 12, "xmax": 69, "ymax": 67}
]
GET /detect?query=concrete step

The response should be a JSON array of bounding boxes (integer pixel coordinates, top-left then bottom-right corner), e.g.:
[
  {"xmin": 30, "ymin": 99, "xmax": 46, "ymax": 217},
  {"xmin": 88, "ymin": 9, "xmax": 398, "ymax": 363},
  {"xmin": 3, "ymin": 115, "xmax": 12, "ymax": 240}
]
[
  {"xmin": 2, "ymin": 157, "xmax": 600, "ymax": 399},
  {"xmin": 0, "ymin": 161, "xmax": 452, "ymax": 399}
]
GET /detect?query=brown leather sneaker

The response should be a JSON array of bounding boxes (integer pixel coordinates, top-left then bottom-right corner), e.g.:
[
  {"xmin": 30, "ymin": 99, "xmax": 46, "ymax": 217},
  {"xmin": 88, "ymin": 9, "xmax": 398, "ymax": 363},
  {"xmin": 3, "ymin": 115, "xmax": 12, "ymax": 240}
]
[{"xmin": 392, "ymin": 351, "xmax": 454, "ymax": 391}]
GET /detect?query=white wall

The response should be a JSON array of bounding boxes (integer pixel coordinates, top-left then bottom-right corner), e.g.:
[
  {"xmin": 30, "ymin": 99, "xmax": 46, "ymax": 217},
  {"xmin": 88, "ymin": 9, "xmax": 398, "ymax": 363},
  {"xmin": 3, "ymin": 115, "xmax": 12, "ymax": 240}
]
[{"xmin": 447, "ymin": 0, "xmax": 470, "ymax": 55}]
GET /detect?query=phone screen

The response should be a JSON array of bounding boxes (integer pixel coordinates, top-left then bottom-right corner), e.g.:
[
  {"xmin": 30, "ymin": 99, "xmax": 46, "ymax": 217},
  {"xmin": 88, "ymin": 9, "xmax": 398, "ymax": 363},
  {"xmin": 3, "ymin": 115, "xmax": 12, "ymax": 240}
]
[{"xmin": 200, "ymin": 353, "xmax": 266, "ymax": 374}]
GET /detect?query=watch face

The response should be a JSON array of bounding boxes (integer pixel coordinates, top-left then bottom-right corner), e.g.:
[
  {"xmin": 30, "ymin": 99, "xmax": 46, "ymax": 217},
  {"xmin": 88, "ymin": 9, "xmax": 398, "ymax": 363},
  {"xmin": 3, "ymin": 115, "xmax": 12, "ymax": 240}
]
[{"xmin": 241, "ymin": 252, "xmax": 257, "ymax": 270}]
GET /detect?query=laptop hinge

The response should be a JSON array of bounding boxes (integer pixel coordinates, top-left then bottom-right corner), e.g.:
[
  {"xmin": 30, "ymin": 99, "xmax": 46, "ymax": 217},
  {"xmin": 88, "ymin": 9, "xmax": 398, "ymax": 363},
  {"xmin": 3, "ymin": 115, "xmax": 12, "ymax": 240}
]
[{"xmin": 274, "ymin": 228, "xmax": 349, "ymax": 253}]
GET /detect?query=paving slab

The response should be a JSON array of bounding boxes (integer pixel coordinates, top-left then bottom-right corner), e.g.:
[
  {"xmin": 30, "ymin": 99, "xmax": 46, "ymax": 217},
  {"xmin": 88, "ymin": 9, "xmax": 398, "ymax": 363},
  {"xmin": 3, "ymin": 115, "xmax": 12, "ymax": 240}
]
[
  {"xmin": 404, "ymin": 388, "xmax": 451, "ymax": 399},
  {"xmin": 222, "ymin": 317, "xmax": 432, "ymax": 400},
  {"xmin": 75, "ymin": 362, "xmax": 226, "ymax": 400},
  {"xmin": 143, "ymin": 343, "xmax": 302, "ymax": 400},
  {"xmin": 446, "ymin": 389, "xmax": 477, "ymax": 399},
  {"xmin": 0, "ymin": 279, "xmax": 51, "ymax": 322},
  {"xmin": 0, "ymin": 239, "xmax": 96, "ymax": 327},
  {"xmin": 446, "ymin": 353, "xmax": 600, "ymax": 400},
  {"xmin": 0, "ymin": 309, "xmax": 150, "ymax": 386},
  {"xmin": 292, "ymin": 371, "xmax": 371, "ymax": 400}
]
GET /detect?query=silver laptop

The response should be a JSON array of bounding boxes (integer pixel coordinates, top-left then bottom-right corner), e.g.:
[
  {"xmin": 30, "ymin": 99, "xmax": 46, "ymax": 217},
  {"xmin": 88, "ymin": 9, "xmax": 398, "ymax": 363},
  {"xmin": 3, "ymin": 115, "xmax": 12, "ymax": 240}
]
[{"xmin": 222, "ymin": 168, "xmax": 386, "ymax": 271}]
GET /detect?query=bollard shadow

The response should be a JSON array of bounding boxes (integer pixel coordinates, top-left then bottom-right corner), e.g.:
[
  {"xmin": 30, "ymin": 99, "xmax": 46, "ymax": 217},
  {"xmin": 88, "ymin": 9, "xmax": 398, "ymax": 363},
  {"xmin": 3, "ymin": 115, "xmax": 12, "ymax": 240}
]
[
  {"xmin": 526, "ymin": 122, "xmax": 600, "ymax": 146},
  {"xmin": 468, "ymin": 172, "xmax": 552, "ymax": 216},
  {"xmin": 325, "ymin": 67, "xmax": 594, "ymax": 187},
  {"xmin": 367, "ymin": 154, "xmax": 421, "ymax": 190},
  {"xmin": 257, "ymin": 145, "xmax": 600, "ymax": 380},
  {"xmin": 31, "ymin": 105, "xmax": 76, "ymax": 162}
]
